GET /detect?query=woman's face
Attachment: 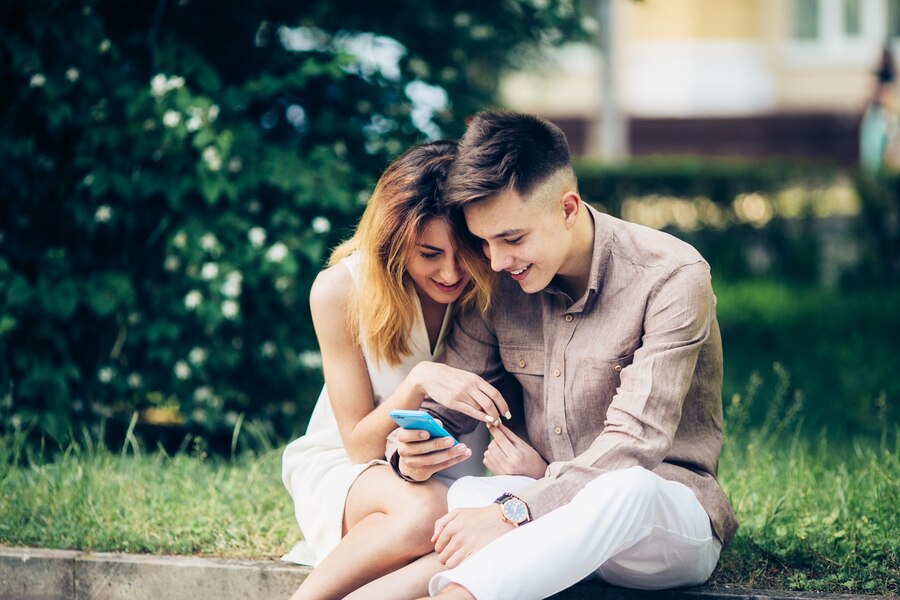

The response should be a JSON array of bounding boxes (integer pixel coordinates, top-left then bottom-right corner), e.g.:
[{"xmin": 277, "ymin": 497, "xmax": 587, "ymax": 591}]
[{"xmin": 406, "ymin": 218, "xmax": 471, "ymax": 305}]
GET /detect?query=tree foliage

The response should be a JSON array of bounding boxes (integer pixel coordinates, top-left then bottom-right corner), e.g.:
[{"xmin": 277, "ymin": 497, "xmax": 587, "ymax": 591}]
[{"xmin": 0, "ymin": 0, "xmax": 588, "ymax": 444}]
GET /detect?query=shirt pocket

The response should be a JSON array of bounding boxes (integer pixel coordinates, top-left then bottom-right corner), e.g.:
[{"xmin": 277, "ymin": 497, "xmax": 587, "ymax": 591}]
[
  {"xmin": 574, "ymin": 352, "xmax": 636, "ymax": 422},
  {"xmin": 501, "ymin": 346, "xmax": 545, "ymax": 377}
]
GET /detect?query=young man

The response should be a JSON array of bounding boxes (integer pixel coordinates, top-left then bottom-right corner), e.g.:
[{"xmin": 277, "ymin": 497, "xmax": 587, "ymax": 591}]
[{"xmin": 390, "ymin": 111, "xmax": 737, "ymax": 600}]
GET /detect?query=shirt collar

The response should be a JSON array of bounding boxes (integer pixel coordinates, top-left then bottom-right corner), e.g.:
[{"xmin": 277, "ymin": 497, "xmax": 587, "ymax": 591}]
[{"xmin": 543, "ymin": 203, "xmax": 612, "ymax": 310}]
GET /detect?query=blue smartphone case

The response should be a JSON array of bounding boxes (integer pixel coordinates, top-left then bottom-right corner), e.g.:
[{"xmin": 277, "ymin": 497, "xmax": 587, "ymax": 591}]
[{"xmin": 389, "ymin": 409, "xmax": 459, "ymax": 445}]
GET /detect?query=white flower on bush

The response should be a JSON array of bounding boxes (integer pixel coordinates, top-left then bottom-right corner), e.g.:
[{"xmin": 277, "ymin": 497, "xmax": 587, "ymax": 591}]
[
  {"xmin": 275, "ymin": 276, "xmax": 290, "ymax": 292},
  {"xmin": 174, "ymin": 360, "xmax": 191, "ymax": 380},
  {"xmin": 207, "ymin": 105, "xmax": 220, "ymax": 122},
  {"xmin": 98, "ymin": 367, "xmax": 115, "ymax": 383},
  {"xmin": 202, "ymin": 146, "xmax": 222, "ymax": 171},
  {"xmin": 222, "ymin": 271, "xmax": 242, "ymax": 298},
  {"xmin": 298, "ymin": 350, "xmax": 323, "ymax": 369},
  {"xmin": 200, "ymin": 233, "xmax": 218, "ymax": 251},
  {"xmin": 227, "ymin": 157, "xmax": 242, "ymax": 173},
  {"xmin": 66, "ymin": 68, "xmax": 80, "ymax": 82},
  {"xmin": 150, "ymin": 74, "xmax": 167, "ymax": 97},
  {"xmin": 173, "ymin": 231, "xmax": 188, "ymax": 249},
  {"xmin": 162, "ymin": 110, "xmax": 181, "ymax": 128},
  {"xmin": 30, "ymin": 73, "xmax": 46, "ymax": 88},
  {"xmin": 184, "ymin": 290, "xmax": 203, "ymax": 310},
  {"xmin": 221, "ymin": 299, "xmax": 239, "ymax": 319},
  {"xmin": 311, "ymin": 216, "xmax": 331, "ymax": 234},
  {"xmin": 248, "ymin": 227, "xmax": 267, "ymax": 248},
  {"xmin": 186, "ymin": 114, "xmax": 203, "ymax": 132},
  {"xmin": 164, "ymin": 255, "xmax": 180, "ymax": 272},
  {"xmin": 266, "ymin": 242, "xmax": 289, "ymax": 263},
  {"xmin": 150, "ymin": 73, "xmax": 185, "ymax": 98},
  {"xmin": 188, "ymin": 347, "xmax": 208, "ymax": 366},
  {"xmin": 200, "ymin": 262, "xmax": 219, "ymax": 280},
  {"xmin": 94, "ymin": 205, "xmax": 112, "ymax": 223},
  {"xmin": 99, "ymin": 39, "xmax": 111, "ymax": 53},
  {"xmin": 127, "ymin": 373, "xmax": 143, "ymax": 389},
  {"xmin": 193, "ymin": 386, "xmax": 213, "ymax": 403},
  {"xmin": 260, "ymin": 341, "xmax": 277, "ymax": 358}
]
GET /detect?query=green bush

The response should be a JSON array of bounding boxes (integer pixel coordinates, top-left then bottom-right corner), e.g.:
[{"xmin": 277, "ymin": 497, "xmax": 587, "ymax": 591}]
[
  {"xmin": 852, "ymin": 171, "xmax": 900, "ymax": 282},
  {"xmin": 575, "ymin": 158, "xmax": 851, "ymax": 284},
  {"xmin": 0, "ymin": 0, "xmax": 588, "ymax": 446}
]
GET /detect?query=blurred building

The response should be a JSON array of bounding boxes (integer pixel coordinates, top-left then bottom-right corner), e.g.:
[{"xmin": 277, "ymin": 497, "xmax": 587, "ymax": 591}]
[{"xmin": 500, "ymin": 0, "xmax": 899, "ymax": 163}]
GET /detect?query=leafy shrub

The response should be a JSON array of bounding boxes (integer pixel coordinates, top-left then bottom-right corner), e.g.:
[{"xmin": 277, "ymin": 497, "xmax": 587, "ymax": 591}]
[{"xmin": 0, "ymin": 0, "xmax": 588, "ymax": 446}]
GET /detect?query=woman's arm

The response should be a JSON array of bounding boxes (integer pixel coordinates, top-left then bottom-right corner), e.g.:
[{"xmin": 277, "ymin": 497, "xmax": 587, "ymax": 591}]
[
  {"xmin": 311, "ymin": 264, "xmax": 428, "ymax": 463},
  {"xmin": 312, "ymin": 264, "xmax": 511, "ymax": 463}
]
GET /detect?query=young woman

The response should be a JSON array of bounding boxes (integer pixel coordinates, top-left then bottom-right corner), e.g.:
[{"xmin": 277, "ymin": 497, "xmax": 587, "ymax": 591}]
[{"xmin": 281, "ymin": 141, "xmax": 508, "ymax": 600}]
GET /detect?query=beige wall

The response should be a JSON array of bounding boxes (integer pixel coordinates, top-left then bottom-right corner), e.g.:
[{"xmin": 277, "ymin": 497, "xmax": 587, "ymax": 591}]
[
  {"xmin": 501, "ymin": 0, "xmax": 889, "ymax": 119},
  {"xmin": 625, "ymin": 0, "xmax": 759, "ymax": 40}
]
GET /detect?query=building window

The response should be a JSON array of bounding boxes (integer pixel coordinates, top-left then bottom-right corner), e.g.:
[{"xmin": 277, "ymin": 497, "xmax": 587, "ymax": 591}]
[
  {"xmin": 793, "ymin": 0, "xmax": 820, "ymax": 39},
  {"xmin": 890, "ymin": 0, "xmax": 900, "ymax": 38},
  {"xmin": 842, "ymin": 0, "xmax": 862, "ymax": 37}
]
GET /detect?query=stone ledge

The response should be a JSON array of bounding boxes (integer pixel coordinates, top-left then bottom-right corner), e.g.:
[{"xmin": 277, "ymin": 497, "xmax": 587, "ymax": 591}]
[{"xmin": 0, "ymin": 547, "xmax": 885, "ymax": 600}]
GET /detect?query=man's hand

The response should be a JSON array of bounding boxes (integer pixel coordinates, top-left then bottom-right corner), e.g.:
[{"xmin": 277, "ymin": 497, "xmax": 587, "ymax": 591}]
[
  {"xmin": 484, "ymin": 423, "xmax": 548, "ymax": 479},
  {"xmin": 411, "ymin": 362, "xmax": 510, "ymax": 427},
  {"xmin": 396, "ymin": 425, "xmax": 472, "ymax": 481},
  {"xmin": 432, "ymin": 505, "xmax": 515, "ymax": 568}
]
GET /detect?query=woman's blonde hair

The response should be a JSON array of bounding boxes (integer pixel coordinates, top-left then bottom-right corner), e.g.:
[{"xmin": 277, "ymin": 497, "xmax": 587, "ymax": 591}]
[{"xmin": 329, "ymin": 141, "xmax": 493, "ymax": 367}]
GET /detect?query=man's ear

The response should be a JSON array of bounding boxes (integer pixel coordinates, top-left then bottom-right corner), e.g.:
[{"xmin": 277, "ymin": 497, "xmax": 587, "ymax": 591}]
[{"xmin": 561, "ymin": 192, "xmax": 581, "ymax": 227}]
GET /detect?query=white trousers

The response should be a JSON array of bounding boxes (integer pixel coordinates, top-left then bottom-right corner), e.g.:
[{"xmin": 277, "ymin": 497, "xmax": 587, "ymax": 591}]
[{"xmin": 430, "ymin": 466, "xmax": 721, "ymax": 600}]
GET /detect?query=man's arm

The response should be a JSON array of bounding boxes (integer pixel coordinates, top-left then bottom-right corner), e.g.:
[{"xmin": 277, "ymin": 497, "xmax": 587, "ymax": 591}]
[{"xmin": 515, "ymin": 262, "xmax": 717, "ymax": 519}]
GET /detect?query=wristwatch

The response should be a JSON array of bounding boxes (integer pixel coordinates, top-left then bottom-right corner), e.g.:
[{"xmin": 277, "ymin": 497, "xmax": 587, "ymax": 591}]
[{"xmin": 495, "ymin": 493, "xmax": 531, "ymax": 526}]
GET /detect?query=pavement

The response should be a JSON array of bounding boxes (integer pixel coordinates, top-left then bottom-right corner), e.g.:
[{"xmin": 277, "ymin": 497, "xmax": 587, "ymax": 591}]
[{"xmin": 0, "ymin": 546, "xmax": 886, "ymax": 600}]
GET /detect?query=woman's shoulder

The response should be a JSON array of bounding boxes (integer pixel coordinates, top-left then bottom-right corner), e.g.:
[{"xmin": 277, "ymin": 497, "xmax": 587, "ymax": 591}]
[{"xmin": 310, "ymin": 261, "xmax": 354, "ymax": 314}]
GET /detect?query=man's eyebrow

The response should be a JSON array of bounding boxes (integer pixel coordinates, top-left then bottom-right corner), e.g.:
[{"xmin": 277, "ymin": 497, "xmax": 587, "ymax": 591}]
[
  {"xmin": 417, "ymin": 243, "xmax": 444, "ymax": 252},
  {"xmin": 487, "ymin": 229, "xmax": 525, "ymax": 240}
]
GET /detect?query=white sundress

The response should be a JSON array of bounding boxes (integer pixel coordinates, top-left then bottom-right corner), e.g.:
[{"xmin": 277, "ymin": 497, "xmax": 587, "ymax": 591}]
[{"xmin": 280, "ymin": 252, "xmax": 488, "ymax": 566}]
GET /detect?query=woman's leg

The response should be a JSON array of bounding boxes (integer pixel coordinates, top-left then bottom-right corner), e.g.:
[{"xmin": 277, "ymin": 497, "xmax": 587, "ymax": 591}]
[
  {"xmin": 290, "ymin": 465, "xmax": 448, "ymax": 600},
  {"xmin": 344, "ymin": 552, "xmax": 444, "ymax": 600}
]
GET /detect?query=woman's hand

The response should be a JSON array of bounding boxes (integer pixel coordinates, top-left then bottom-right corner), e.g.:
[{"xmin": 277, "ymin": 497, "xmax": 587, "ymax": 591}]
[
  {"xmin": 410, "ymin": 362, "xmax": 510, "ymax": 427},
  {"xmin": 483, "ymin": 423, "xmax": 548, "ymax": 478}
]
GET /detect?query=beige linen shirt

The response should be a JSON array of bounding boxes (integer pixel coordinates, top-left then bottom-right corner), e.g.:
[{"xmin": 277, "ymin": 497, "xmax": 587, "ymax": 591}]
[{"xmin": 417, "ymin": 205, "xmax": 738, "ymax": 546}]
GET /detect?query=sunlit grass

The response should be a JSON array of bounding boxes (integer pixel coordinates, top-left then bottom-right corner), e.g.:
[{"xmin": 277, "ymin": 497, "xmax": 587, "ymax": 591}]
[
  {"xmin": 715, "ymin": 367, "xmax": 899, "ymax": 594},
  {"xmin": 0, "ymin": 422, "xmax": 296, "ymax": 560}
]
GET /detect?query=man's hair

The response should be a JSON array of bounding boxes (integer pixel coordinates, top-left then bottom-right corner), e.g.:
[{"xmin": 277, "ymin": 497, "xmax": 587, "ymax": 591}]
[{"xmin": 446, "ymin": 111, "xmax": 572, "ymax": 208}]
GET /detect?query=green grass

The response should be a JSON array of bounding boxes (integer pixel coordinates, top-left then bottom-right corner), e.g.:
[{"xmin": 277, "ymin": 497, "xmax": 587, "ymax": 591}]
[
  {"xmin": 715, "ymin": 368, "xmax": 899, "ymax": 594},
  {"xmin": 715, "ymin": 281, "xmax": 900, "ymax": 437},
  {"xmin": 1, "ymin": 390, "xmax": 897, "ymax": 594},
  {"xmin": 0, "ymin": 422, "xmax": 296, "ymax": 560}
]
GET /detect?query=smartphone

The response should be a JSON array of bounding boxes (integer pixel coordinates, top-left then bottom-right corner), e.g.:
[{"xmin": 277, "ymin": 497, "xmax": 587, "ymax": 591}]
[{"xmin": 389, "ymin": 409, "xmax": 458, "ymax": 445}]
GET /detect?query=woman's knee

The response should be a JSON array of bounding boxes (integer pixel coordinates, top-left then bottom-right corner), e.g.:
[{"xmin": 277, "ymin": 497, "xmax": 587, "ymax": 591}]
[{"xmin": 387, "ymin": 482, "xmax": 447, "ymax": 551}]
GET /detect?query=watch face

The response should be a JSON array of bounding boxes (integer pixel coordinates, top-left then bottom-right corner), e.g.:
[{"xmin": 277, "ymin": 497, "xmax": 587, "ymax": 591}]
[{"xmin": 501, "ymin": 498, "xmax": 528, "ymax": 524}]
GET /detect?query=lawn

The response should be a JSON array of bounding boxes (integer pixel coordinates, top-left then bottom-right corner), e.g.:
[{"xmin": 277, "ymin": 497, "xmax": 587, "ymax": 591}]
[{"xmin": 1, "ymin": 393, "xmax": 897, "ymax": 595}]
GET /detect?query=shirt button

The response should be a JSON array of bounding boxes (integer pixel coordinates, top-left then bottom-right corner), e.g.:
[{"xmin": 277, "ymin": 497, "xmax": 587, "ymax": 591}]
[
  {"xmin": 518, "ymin": 359, "xmax": 527, "ymax": 368},
  {"xmin": 554, "ymin": 426, "xmax": 562, "ymax": 435},
  {"xmin": 564, "ymin": 315, "xmax": 573, "ymax": 322},
  {"xmin": 614, "ymin": 364, "xmax": 623, "ymax": 372},
  {"xmin": 553, "ymin": 369, "xmax": 561, "ymax": 377}
]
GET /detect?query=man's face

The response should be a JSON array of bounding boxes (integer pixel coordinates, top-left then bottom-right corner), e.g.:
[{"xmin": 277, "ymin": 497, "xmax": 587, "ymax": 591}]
[{"xmin": 463, "ymin": 187, "xmax": 571, "ymax": 294}]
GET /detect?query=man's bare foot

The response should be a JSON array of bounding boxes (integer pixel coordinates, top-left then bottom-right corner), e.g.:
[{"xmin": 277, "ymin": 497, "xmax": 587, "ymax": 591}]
[{"xmin": 423, "ymin": 583, "xmax": 476, "ymax": 600}]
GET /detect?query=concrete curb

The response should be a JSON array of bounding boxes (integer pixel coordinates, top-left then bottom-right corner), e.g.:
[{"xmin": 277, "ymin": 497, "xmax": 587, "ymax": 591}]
[{"xmin": 0, "ymin": 546, "xmax": 885, "ymax": 600}]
